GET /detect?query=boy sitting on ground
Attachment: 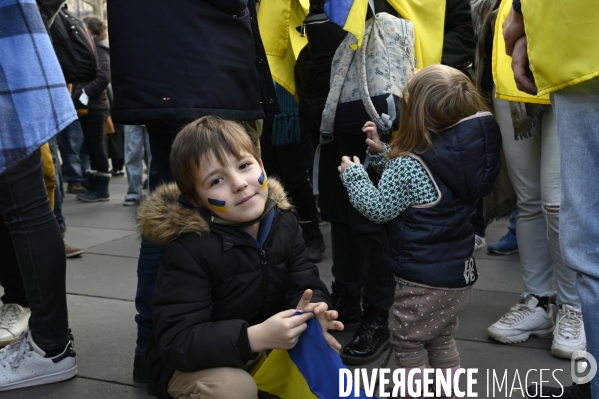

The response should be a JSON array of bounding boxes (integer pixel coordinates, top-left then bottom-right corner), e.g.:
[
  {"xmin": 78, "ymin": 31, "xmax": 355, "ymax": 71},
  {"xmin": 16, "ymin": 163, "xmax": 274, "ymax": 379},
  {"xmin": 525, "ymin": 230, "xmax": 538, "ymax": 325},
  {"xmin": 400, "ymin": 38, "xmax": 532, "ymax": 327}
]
[{"xmin": 138, "ymin": 116, "xmax": 343, "ymax": 399}]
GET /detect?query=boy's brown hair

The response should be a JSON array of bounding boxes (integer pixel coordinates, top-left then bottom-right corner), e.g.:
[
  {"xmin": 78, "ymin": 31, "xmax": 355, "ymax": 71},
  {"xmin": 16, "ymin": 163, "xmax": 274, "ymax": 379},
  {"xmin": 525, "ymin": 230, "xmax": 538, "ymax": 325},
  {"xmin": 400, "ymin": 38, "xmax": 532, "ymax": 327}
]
[
  {"xmin": 170, "ymin": 116, "xmax": 257, "ymax": 198},
  {"xmin": 389, "ymin": 64, "xmax": 490, "ymax": 158}
]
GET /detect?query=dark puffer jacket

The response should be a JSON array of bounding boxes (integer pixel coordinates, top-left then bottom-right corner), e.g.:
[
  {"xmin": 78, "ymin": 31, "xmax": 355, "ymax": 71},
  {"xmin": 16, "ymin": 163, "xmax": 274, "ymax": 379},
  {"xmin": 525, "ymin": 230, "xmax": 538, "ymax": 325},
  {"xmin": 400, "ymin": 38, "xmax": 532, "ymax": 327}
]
[
  {"xmin": 137, "ymin": 179, "xmax": 330, "ymax": 398},
  {"xmin": 382, "ymin": 112, "xmax": 502, "ymax": 288},
  {"xmin": 72, "ymin": 37, "xmax": 110, "ymax": 110},
  {"xmin": 107, "ymin": 0, "xmax": 279, "ymax": 124}
]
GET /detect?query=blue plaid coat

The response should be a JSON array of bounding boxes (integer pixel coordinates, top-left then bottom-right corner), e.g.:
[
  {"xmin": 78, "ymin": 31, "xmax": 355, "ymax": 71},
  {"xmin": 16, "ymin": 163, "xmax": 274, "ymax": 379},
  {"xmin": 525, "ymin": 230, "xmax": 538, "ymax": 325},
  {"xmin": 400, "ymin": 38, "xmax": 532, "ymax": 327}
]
[{"xmin": 0, "ymin": 0, "xmax": 76, "ymax": 174}]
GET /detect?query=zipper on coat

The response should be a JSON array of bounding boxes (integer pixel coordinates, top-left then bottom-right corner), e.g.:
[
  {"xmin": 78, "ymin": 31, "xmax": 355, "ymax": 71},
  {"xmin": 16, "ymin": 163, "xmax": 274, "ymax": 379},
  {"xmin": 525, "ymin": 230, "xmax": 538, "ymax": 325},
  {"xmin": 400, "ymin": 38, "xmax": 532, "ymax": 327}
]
[{"xmin": 260, "ymin": 249, "xmax": 268, "ymax": 311}]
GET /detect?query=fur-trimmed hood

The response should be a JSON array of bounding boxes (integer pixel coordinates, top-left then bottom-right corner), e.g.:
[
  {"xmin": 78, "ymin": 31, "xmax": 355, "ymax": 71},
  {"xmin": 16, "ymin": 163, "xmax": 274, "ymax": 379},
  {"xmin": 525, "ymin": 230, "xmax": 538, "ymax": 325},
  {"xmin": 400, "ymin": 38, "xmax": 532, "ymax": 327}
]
[{"xmin": 137, "ymin": 178, "xmax": 291, "ymax": 246}]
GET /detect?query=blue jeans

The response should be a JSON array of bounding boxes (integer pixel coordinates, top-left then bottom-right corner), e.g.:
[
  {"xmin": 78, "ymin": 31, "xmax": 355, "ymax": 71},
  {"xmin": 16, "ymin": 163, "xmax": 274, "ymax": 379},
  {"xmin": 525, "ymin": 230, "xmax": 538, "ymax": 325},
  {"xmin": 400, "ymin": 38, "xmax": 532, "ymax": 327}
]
[
  {"xmin": 124, "ymin": 125, "xmax": 151, "ymax": 201},
  {"xmin": 135, "ymin": 121, "xmax": 184, "ymax": 356},
  {"xmin": 0, "ymin": 149, "xmax": 69, "ymax": 351},
  {"xmin": 56, "ymin": 119, "xmax": 85, "ymax": 184},
  {"xmin": 553, "ymin": 76, "xmax": 599, "ymax": 397}
]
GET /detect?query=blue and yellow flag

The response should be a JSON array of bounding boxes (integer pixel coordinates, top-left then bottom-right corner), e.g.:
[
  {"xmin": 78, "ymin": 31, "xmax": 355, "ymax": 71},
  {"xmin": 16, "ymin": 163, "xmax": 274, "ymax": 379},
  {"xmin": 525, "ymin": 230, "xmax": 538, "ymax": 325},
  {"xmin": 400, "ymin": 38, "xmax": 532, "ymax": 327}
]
[
  {"xmin": 324, "ymin": 0, "xmax": 370, "ymax": 49},
  {"xmin": 252, "ymin": 315, "xmax": 374, "ymax": 398}
]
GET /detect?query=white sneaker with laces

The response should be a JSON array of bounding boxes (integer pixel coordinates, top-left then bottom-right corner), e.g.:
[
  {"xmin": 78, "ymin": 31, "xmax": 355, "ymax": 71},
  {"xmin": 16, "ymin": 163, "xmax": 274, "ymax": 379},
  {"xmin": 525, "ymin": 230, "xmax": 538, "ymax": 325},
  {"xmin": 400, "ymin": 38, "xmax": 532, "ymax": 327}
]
[
  {"xmin": 0, "ymin": 329, "xmax": 77, "ymax": 391},
  {"xmin": 0, "ymin": 304, "xmax": 30, "ymax": 348},
  {"xmin": 551, "ymin": 304, "xmax": 586, "ymax": 359},
  {"xmin": 487, "ymin": 294, "xmax": 554, "ymax": 344},
  {"xmin": 474, "ymin": 235, "xmax": 486, "ymax": 251}
]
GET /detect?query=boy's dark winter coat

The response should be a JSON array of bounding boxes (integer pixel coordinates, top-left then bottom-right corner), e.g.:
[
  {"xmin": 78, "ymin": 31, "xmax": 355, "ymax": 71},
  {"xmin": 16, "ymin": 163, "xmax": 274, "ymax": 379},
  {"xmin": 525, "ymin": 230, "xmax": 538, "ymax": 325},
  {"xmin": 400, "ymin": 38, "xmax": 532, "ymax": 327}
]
[
  {"xmin": 107, "ymin": 0, "xmax": 279, "ymax": 124},
  {"xmin": 137, "ymin": 179, "xmax": 330, "ymax": 398}
]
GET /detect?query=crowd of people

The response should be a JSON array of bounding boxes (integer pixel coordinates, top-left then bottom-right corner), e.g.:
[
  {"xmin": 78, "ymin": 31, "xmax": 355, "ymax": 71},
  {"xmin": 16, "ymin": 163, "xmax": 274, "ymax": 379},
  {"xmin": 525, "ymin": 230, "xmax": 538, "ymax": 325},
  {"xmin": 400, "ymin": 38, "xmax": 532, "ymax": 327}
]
[{"xmin": 0, "ymin": 0, "xmax": 597, "ymax": 398}]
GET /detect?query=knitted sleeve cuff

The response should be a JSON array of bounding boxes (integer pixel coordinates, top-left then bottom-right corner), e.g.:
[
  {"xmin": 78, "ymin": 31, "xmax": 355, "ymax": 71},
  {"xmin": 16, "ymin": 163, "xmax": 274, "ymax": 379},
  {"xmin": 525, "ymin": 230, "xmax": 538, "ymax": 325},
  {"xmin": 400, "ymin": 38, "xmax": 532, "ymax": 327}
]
[
  {"xmin": 341, "ymin": 164, "xmax": 368, "ymax": 186},
  {"xmin": 236, "ymin": 323, "xmax": 258, "ymax": 363}
]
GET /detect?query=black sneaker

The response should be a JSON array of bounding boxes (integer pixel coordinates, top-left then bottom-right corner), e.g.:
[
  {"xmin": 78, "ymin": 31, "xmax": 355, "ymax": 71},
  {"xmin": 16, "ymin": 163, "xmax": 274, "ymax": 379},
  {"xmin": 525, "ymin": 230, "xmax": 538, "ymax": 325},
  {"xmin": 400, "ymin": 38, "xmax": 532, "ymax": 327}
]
[
  {"xmin": 527, "ymin": 382, "xmax": 591, "ymax": 398},
  {"xmin": 133, "ymin": 354, "xmax": 147, "ymax": 383},
  {"xmin": 341, "ymin": 302, "xmax": 390, "ymax": 365},
  {"xmin": 331, "ymin": 281, "xmax": 362, "ymax": 327}
]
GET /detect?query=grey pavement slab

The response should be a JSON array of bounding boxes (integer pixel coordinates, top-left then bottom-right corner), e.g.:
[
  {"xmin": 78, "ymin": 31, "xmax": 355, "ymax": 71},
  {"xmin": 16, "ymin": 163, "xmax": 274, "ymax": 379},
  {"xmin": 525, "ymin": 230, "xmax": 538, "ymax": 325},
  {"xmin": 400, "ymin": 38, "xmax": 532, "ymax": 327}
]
[
  {"xmin": 63, "ymin": 226, "xmax": 136, "ymax": 251},
  {"xmin": 62, "ymin": 194, "xmax": 138, "ymax": 231},
  {"xmin": 86, "ymin": 233, "xmax": 141, "ymax": 259},
  {"xmin": 66, "ymin": 254, "xmax": 137, "ymax": 301},
  {"xmin": 66, "ymin": 294, "xmax": 141, "ymax": 387},
  {"xmin": 473, "ymin": 257, "xmax": 524, "ymax": 294}
]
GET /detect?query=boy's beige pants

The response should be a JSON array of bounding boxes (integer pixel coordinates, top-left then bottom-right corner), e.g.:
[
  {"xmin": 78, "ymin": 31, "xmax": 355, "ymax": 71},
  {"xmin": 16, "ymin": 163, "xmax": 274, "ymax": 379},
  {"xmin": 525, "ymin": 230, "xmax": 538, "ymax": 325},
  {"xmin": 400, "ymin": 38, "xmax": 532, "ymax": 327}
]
[{"xmin": 168, "ymin": 353, "xmax": 264, "ymax": 399}]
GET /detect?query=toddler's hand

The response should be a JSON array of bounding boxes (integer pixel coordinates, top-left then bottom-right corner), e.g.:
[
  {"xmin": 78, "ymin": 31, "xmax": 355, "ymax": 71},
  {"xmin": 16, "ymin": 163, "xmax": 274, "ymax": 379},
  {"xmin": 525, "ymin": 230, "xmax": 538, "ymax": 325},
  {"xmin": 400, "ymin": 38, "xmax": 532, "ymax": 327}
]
[
  {"xmin": 338, "ymin": 156, "xmax": 361, "ymax": 176},
  {"xmin": 362, "ymin": 121, "xmax": 382, "ymax": 154},
  {"xmin": 296, "ymin": 290, "xmax": 344, "ymax": 351},
  {"xmin": 248, "ymin": 309, "xmax": 313, "ymax": 352}
]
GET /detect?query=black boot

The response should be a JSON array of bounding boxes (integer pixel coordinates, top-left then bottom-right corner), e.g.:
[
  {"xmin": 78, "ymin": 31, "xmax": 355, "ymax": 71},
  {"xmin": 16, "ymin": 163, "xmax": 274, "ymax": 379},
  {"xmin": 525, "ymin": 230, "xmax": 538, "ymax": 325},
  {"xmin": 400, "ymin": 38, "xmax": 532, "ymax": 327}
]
[
  {"xmin": 341, "ymin": 302, "xmax": 390, "ymax": 365},
  {"xmin": 331, "ymin": 281, "xmax": 362, "ymax": 327},
  {"xmin": 300, "ymin": 218, "xmax": 326, "ymax": 263},
  {"xmin": 77, "ymin": 171, "xmax": 110, "ymax": 202}
]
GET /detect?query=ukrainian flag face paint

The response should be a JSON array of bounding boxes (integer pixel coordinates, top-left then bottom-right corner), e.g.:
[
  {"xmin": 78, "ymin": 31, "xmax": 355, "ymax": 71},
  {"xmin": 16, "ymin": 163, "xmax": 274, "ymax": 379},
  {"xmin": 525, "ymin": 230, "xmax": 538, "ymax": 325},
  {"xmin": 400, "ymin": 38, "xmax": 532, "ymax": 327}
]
[
  {"xmin": 196, "ymin": 151, "xmax": 268, "ymax": 223},
  {"xmin": 258, "ymin": 172, "xmax": 267, "ymax": 190},
  {"xmin": 207, "ymin": 198, "xmax": 227, "ymax": 213}
]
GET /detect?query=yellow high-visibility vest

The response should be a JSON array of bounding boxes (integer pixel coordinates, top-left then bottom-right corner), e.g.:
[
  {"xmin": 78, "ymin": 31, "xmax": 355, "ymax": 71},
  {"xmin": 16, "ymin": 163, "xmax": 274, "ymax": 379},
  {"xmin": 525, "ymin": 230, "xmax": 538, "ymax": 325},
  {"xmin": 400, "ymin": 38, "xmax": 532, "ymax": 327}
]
[{"xmin": 258, "ymin": 0, "xmax": 445, "ymax": 98}]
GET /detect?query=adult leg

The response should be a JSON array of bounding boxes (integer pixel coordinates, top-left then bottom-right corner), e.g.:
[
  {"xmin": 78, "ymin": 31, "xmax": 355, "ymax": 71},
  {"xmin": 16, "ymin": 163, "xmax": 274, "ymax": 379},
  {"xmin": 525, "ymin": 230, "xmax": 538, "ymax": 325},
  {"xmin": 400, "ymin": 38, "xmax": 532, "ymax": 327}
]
[
  {"xmin": 124, "ymin": 125, "xmax": 145, "ymax": 203},
  {"xmin": 488, "ymin": 97, "xmax": 555, "ymax": 344},
  {"xmin": 56, "ymin": 119, "xmax": 85, "ymax": 184},
  {"xmin": 493, "ymin": 97, "xmax": 554, "ymax": 297},
  {"xmin": 553, "ymin": 77, "xmax": 599, "ymax": 397},
  {"xmin": 321, "ymin": 133, "xmax": 394, "ymax": 364},
  {"xmin": 77, "ymin": 110, "xmax": 111, "ymax": 201},
  {"xmin": 0, "ymin": 150, "xmax": 69, "ymax": 351},
  {"xmin": 538, "ymin": 108, "xmax": 585, "ymax": 360},
  {"xmin": 133, "ymin": 120, "xmax": 183, "ymax": 383},
  {"xmin": 80, "ymin": 110, "xmax": 110, "ymax": 173},
  {"xmin": 261, "ymin": 116, "xmax": 324, "ymax": 262}
]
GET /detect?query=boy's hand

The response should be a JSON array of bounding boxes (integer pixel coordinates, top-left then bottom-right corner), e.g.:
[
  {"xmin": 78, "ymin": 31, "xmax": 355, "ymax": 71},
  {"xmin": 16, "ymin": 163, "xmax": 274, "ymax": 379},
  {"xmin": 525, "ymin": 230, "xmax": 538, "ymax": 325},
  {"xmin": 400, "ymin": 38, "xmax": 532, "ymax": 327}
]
[
  {"xmin": 338, "ymin": 156, "xmax": 360, "ymax": 176},
  {"xmin": 248, "ymin": 309, "xmax": 313, "ymax": 352},
  {"xmin": 362, "ymin": 121, "xmax": 382, "ymax": 154},
  {"xmin": 296, "ymin": 290, "xmax": 344, "ymax": 351}
]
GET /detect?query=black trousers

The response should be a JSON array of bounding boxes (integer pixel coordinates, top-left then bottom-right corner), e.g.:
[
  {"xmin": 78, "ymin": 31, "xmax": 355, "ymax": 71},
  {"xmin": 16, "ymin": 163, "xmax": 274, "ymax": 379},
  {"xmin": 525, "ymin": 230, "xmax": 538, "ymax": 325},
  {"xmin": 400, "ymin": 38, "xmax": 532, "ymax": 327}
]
[
  {"xmin": 80, "ymin": 109, "xmax": 109, "ymax": 173},
  {"xmin": 295, "ymin": 47, "xmax": 395, "ymax": 310},
  {"xmin": 0, "ymin": 149, "xmax": 69, "ymax": 351},
  {"xmin": 260, "ymin": 116, "xmax": 317, "ymax": 222}
]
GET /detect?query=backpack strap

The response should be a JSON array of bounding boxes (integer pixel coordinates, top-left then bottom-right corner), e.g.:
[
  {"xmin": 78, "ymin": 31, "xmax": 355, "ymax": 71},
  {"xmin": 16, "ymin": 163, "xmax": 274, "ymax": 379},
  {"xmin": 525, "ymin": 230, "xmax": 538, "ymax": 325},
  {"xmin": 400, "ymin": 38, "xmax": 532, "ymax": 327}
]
[{"xmin": 358, "ymin": 13, "xmax": 398, "ymax": 135}]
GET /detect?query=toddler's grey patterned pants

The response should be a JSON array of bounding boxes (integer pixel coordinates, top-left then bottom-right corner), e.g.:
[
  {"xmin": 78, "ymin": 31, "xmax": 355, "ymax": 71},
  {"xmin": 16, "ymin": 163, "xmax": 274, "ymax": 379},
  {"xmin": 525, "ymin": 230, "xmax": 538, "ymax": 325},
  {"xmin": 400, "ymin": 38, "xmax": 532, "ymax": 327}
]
[{"xmin": 390, "ymin": 284, "xmax": 472, "ymax": 368}]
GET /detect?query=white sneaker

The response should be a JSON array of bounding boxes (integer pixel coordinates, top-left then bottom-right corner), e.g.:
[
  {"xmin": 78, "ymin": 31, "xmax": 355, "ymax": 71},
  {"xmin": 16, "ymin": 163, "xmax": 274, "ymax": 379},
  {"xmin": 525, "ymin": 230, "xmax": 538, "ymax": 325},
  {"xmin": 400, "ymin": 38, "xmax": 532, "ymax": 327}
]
[
  {"xmin": 474, "ymin": 235, "xmax": 486, "ymax": 251},
  {"xmin": 0, "ymin": 330, "xmax": 77, "ymax": 391},
  {"xmin": 551, "ymin": 304, "xmax": 586, "ymax": 359},
  {"xmin": 0, "ymin": 304, "xmax": 30, "ymax": 348},
  {"xmin": 487, "ymin": 294, "xmax": 554, "ymax": 344}
]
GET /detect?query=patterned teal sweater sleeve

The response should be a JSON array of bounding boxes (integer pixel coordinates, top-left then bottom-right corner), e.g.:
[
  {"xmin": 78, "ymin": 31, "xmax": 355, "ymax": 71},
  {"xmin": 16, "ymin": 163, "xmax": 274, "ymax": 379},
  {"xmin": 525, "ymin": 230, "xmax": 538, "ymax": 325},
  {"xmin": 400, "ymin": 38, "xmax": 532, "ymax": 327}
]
[
  {"xmin": 367, "ymin": 143, "xmax": 392, "ymax": 174},
  {"xmin": 341, "ymin": 154, "xmax": 439, "ymax": 224}
]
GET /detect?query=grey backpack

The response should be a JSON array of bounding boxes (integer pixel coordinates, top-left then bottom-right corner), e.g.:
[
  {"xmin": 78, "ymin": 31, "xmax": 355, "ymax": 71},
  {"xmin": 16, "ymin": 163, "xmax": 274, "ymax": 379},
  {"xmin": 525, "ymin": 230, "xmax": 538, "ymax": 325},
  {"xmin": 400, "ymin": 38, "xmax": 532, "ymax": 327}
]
[{"xmin": 313, "ymin": 11, "xmax": 416, "ymax": 194}]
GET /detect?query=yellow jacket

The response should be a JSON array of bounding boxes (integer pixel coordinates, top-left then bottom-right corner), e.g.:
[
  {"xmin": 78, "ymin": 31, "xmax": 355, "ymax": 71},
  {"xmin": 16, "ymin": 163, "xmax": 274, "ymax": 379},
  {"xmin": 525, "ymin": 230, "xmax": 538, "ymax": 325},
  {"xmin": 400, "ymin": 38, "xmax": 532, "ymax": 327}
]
[
  {"xmin": 494, "ymin": 0, "xmax": 599, "ymax": 102},
  {"xmin": 258, "ymin": 0, "xmax": 444, "ymax": 98}
]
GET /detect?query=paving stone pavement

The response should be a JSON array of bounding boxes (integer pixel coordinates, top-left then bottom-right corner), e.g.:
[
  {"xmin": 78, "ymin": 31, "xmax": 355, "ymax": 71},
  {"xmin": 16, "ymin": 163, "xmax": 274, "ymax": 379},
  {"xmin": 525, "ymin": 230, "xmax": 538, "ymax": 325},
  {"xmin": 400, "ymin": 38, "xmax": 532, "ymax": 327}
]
[{"xmin": 0, "ymin": 177, "xmax": 577, "ymax": 398}]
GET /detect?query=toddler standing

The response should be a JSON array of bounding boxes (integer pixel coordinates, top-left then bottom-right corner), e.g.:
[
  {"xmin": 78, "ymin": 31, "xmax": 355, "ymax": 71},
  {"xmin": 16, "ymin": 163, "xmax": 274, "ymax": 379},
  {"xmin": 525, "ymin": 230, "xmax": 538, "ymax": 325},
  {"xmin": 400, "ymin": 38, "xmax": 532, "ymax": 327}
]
[{"xmin": 338, "ymin": 65, "xmax": 502, "ymax": 398}]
